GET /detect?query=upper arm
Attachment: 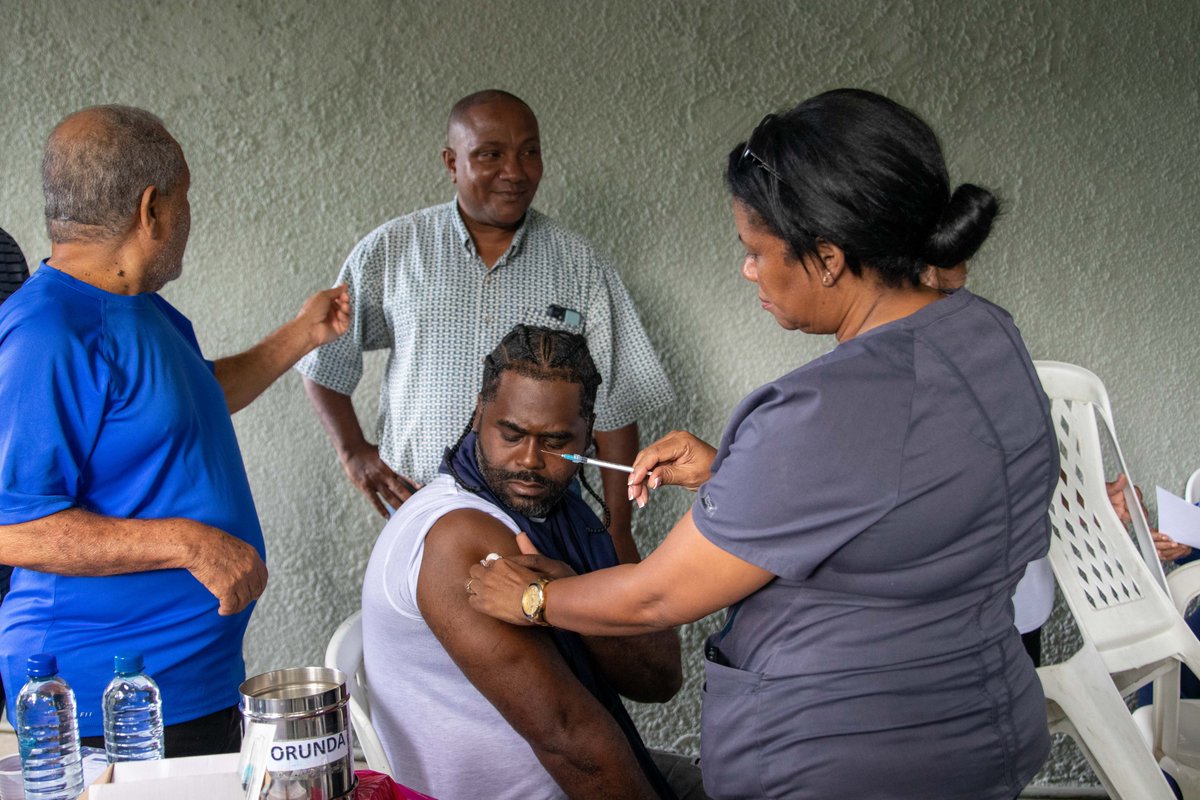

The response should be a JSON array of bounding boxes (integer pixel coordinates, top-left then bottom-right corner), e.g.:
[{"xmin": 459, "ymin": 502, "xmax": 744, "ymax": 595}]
[
  {"xmin": 0, "ymin": 321, "xmax": 103, "ymax": 524},
  {"xmin": 543, "ymin": 510, "xmax": 775, "ymax": 636},
  {"xmin": 638, "ymin": 510, "xmax": 775, "ymax": 625},
  {"xmin": 340, "ymin": 235, "xmax": 391, "ymax": 354},
  {"xmin": 587, "ymin": 263, "xmax": 673, "ymax": 431},
  {"xmin": 692, "ymin": 374, "xmax": 907, "ymax": 582},
  {"xmin": 293, "ymin": 233, "xmax": 389, "ymax": 394},
  {"xmin": 416, "ymin": 509, "xmax": 616, "ymax": 748}
]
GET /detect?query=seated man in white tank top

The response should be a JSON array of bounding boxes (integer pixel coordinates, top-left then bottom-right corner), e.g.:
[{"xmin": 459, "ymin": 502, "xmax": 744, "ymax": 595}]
[{"xmin": 362, "ymin": 325, "xmax": 692, "ymax": 800}]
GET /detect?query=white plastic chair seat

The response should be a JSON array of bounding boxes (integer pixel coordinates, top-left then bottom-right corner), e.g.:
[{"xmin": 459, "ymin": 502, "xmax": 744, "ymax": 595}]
[
  {"xmin": 325, "ymin": 609, "xmax": 394, "ymax": 776},
  {"xmin": 1135, "ymin": 700, "xmax": 1200, "ymax": 764}
]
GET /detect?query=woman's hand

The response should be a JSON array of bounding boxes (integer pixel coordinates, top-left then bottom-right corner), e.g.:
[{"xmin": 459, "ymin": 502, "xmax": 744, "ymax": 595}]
[
  {"xmin": 626, "ymin": 430, "xmax": 717, "ymax": 508},
  {"xmin": 467, "ymin": 535, "xmax": 575, "ymax": 625}
]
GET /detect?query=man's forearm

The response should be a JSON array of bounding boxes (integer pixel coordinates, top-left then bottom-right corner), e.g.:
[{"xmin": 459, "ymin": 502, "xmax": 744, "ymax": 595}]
[
  {"xmin": 584, "ymin": 628, "xmax": 683, "ymax": 703},
  {"xmin": 594, "ymin": 423, "xmax": 640, "ymax": 563},
  {"xmin": 303, "ymin": 378, "xmax": 417, "ymax": 516},
  {"xmin": 527, "ymin": 701, "xmax": 659, "ymax": 800},
  {"xmin": 215, "ymin": 317, "xmax": 315, "ymax": 414},
  {"xmin": 215, "ymin": 285, "xmax": 349, "ymax": 414},
  {"xmin": 0, "ymin": 508, "xmax": 268, "ymax": 615},
  {"xmin": 302, "ymin": 378, "xmax": 368, "ymax": 459},
  {"xmin": 0, "ymin": 508, "xmax": 197, "ymax": 576}
]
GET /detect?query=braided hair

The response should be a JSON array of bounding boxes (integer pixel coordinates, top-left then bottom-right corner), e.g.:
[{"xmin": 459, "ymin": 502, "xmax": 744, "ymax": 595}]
[{"xmin": 445, "ymin": 324, "xmax": 610, "ymax": 531}]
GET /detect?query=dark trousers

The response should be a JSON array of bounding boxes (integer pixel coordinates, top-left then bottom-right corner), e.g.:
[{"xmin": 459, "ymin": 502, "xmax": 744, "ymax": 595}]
[
  {"xmin": 80, "ymin": 704, "xmax": 242, "ymax": 758},
  {"xmin": 0, "ymin": 564, "xmax": 11, "ymax": 718},
  {"xmin": 1021, "ymin": 628, "xmax": 1042, "ymax": 667}
]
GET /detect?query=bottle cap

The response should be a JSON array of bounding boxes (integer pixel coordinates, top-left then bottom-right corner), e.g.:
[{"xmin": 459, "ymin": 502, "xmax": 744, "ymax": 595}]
[
  {"xmin": 113, "ymin": 652, "xmax": 144, "ymax": 675},
  {"xmin": 26, "ymin": 653, "xmax": 58, "ymax": 678}
]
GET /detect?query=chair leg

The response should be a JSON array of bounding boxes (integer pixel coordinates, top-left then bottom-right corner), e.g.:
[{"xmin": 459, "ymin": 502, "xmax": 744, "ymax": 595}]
[{"xmin": 1040, "ymin": 652, "xmax": 1177, "ymax": 800}]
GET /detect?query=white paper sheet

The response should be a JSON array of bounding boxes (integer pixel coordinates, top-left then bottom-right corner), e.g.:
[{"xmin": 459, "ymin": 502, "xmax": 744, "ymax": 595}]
[{"xmin": 1156, "ymin": 486, "xmax": 1200, "ymax": 548}]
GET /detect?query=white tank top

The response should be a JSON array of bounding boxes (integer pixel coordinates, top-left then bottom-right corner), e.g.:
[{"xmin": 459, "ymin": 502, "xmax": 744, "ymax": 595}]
[{"xmin": 361, "ymin": 474, "xmax": 567, "ymax": 799}]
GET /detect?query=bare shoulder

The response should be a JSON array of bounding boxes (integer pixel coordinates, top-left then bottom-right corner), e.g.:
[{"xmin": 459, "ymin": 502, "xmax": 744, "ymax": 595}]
[
  {"xmin": 415, "ymin": 507, "xmax": 570, "ymax": 699},
  {"xmin": 416, "ymin": 507, "xmax": 521, "ymax": 625},
  {"xmin": 422, "ymin": 507, "xmax": 520, "ymax": 569}
]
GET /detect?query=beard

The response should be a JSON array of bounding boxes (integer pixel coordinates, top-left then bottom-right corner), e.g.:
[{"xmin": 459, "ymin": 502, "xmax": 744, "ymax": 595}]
[
  {"xmin": 144, "ymin": 218, "xmax": 188, "ymax": 291},
  {"xmin": 476, "ymin": 439, "xmax": 573, "ymax": 518}
]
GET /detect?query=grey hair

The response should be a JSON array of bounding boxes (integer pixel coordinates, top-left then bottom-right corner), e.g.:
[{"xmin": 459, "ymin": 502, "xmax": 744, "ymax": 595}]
[{"xmin": 43, "ymin": 105, "xmax": 185, "ymax": 243}]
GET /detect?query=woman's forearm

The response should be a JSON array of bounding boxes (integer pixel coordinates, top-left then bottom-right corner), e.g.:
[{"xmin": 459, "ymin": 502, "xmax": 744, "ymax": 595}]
[
  {"xmin": 470, "ymin": 510, "xmax": 776, "ymax": 636},
  {"xmin": 543, "ymin": 564, "xmax": 678, "ymax": 636}
]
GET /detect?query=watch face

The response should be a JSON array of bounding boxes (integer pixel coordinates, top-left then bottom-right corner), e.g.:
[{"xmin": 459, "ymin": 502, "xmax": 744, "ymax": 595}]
[{"xmin": 521, "ymin": 583, "xmax": 543, "ymax": 618}]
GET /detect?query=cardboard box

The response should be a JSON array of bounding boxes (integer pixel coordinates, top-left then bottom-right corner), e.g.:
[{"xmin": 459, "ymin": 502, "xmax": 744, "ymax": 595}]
[{"xmin": 78, "ymin": 753, "xmax": 243, "ymax": 800}]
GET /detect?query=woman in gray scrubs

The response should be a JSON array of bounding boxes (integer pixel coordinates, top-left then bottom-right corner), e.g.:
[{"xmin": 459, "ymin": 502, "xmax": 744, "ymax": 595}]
[{"xmin": 469, "ymin": 89, "xmax": 1056, "ymax": 800}]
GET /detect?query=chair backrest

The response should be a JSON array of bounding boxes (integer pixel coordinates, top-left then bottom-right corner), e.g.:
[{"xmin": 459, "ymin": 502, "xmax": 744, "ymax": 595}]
[
  {"xmin": 325, "ymin": 609, "xmax": 393, "ymax": 775},
  {"xmin": 326, "ymin": 609, "xmax": 371, "ymax": 714},
  {"xmin": 1186, "ymin": 468, "xmax": 1200, "ymax": 504},
  {"xmin": 1035, "ymin": 361, "xmax": 1165, "ymax": 593},
  {"xmin": 1036, "ymin": 361, "xmax": 1180, "ymax": 682}
]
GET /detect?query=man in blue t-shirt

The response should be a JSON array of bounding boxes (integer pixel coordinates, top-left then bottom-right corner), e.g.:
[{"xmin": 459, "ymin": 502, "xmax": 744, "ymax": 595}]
[{"xmin": 0, "ymin": 105, "xmax": 349, "ymax": 755}]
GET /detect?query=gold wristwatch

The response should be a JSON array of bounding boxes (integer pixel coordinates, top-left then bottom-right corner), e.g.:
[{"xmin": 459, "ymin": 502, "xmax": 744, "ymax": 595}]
[{"xmin": 521, "ymin": 578, "xmax": 554, "ymax": 626}]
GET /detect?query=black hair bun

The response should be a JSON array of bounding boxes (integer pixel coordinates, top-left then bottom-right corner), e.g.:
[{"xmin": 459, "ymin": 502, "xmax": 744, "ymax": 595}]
[{"xmin": 924, "ymin": 184, "xmax": 999, "ymax": 268}]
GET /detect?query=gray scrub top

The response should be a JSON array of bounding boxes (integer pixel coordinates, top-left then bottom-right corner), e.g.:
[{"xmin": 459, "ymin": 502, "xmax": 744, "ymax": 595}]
[{"xmin": 693, "ymin": 290, "xmax": 1056, "ymax": 800}]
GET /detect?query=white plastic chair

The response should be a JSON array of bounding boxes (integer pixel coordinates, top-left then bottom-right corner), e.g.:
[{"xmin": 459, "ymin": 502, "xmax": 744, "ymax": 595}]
[
  {"xmin": 1186, "ymin": 469, "xmax": 1200, "ymax": 504},
  {"xmin": 1035, "ymin": 360, "xmax": 1200, "ymax": 798},
  {"xmin": 325, "ymin": 610, "xmax": 394, "ymax": 775},
  {"xmin": 1035, "ymin": 361, "xmax": 1165, "ymax": 590}
]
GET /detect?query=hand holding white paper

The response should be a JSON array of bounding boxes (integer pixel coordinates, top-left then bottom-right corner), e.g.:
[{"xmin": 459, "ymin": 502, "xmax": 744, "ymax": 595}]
[{"xmin": 1155, "ymin": 486, "xmax": 1200, "ymax": 549}]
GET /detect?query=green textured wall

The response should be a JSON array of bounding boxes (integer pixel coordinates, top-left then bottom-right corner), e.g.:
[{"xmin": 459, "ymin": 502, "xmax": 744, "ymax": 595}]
[{"xmin": 3, "ymin": 0, "xmax": 1199, "ymax": 788}]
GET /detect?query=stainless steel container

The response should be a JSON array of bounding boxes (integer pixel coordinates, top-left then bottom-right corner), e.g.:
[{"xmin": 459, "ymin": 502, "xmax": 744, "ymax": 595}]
[{"xmin": 240, "ymin": 666, "xmax": 355, "ymax": 800}]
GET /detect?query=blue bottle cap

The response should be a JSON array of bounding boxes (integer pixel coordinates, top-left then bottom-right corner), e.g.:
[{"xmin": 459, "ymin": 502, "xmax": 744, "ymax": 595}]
[
  {"xmin": 113, "ymin": 652, "xmax": 144, "ymax": 675},
  {"xmin": 26, "ymin": 653, "xmax": 58, "ymax": 678}
]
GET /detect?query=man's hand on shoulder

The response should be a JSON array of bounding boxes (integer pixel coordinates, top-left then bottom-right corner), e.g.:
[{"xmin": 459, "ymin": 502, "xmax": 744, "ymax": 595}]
[{"xmin": 178, "ymin": 520, "xmax": 268, "ymax": 615}]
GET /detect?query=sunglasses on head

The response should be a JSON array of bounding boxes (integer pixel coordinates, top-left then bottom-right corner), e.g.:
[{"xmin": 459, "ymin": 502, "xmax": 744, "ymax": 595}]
[{"xmin": 740, "ymin": 113, "xmax": 784, "ymax": 184}]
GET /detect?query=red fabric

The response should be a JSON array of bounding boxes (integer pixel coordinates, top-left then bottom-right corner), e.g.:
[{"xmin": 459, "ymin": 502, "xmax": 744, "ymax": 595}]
[{"xmin": 354, "ymin": 770, "xmax": 438, "ymax": 800}]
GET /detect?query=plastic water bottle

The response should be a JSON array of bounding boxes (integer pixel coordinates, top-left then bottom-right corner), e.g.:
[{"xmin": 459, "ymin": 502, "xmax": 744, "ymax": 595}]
[
  {"xmin": 15, "ymin": 653, "xmax": 85, "ymax": 800},
  {"xmin": 102, "ymin": 652, "xmax": 165, "ymax": 762}
]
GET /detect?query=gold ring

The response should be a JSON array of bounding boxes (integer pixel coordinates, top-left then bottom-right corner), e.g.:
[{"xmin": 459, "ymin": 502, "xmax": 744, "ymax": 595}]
[{"xmin": 465, "ymin": 579, "xmax": 474, "ymax": 595}]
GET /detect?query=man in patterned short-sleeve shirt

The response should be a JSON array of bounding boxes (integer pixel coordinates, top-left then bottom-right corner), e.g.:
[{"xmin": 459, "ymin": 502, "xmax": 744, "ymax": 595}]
[{"xmin": 297, "ymin": 90, "xmax": 673, "ymax": 562}]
